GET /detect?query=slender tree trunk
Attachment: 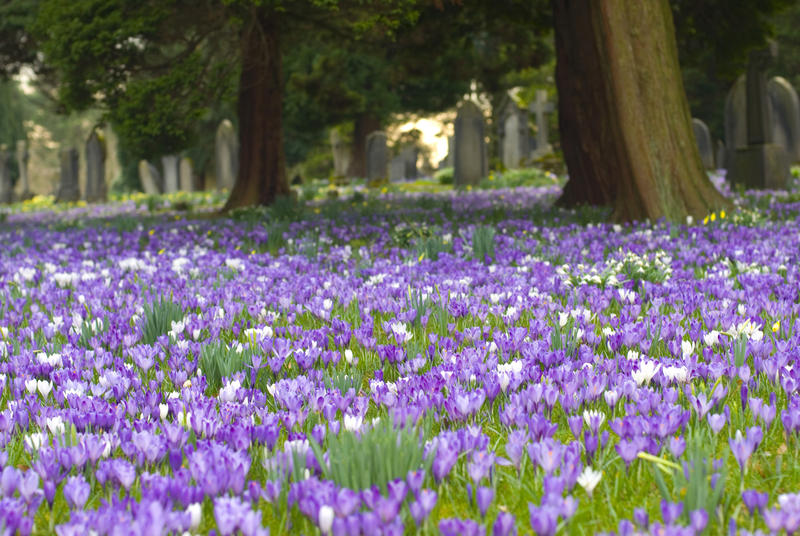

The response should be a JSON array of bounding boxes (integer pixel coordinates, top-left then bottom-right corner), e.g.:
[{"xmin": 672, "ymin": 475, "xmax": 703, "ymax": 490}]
[
  {"xmin": 223, "ymin": 9, "xmax": 289, "ymax": 211},
  {"xmin": 553, "ymin": 0, "xmax": 730, "ymax": 222},
  {"xmin": 346, "ymin": 114, "xmax": 381, "ymax": 179}
]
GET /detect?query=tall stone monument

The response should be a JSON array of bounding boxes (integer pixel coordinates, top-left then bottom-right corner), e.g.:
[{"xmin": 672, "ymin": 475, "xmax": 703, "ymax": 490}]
[
  {"xmin": 0, "ymin": 145, "xmax": 11, "ymax": 204},
  {"xmin": 330, "ymin": 129, "xmax": 351, "ymax": 178},
  {"xmin": 725, "ymin": 44, "xmax": 790, "ymax": 190},
  {"xmin": 453, "ymin": 101, "xmax": 488, "ymax": 187},
  {"xmin": 365, "ymin": 131, "xmax": 389, "ymax": 182},
  {"xmin": 138, "ymin": 160, "xmax": 161, "ymax": 195},
  {"xmin": 215, "ymin": 120, "xmax": 238, "ymax": 191},
  {"xmin": 162, "ymin": 155, "xmax": 180, "ymax": 194},
  {"xmin": 15, "ymin": 140, "xmax": 32, "ymax": 201},
  {"xmin": 529, "ymin": 90, "xmax": 555, "ymax": 158},
  {"xmin": 85, "ymin": 131, "xmax": 107, "ymax": 202},
  {"xmin": 498, "ymin": 97, "xmax": 532, "ymax": 169},
  {"xmin": 55, "ymin": 148, "xmax": 80, "ymax": 203},
  {"xmin": 179, "ymin": 157, "xmax": 195, "ymax": 192}
]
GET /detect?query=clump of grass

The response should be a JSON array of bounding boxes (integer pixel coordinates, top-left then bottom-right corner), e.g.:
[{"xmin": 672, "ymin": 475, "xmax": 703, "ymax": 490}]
[{"xmin": 140, "ymin": 295, "xmax": 183, "ymax": 345}]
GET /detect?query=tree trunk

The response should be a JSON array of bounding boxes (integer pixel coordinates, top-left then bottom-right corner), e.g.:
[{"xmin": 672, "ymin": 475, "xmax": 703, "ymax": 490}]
[
  {"xmin": 553, "ymin": 0, "xmax": 730, "ymax": 222},
  {"xmin": 223, "ymin": 9, "xmax": 289, "ymax": 211},
  {"xmin": 346, "ymin": 114, "xmax": 381, "ymax": 179}
]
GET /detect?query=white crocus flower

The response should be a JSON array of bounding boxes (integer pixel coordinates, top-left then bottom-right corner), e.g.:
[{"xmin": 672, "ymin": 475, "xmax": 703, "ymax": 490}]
[
  {"xmin": 703, "ymin": 330, "xmax": 720, "ymax": 347},
  {"xmin": 218, "ymin": 380, "xmax": 241, "ymax": 403},
  {"xmin": 583, "ymin": 409, "xmax": 605, "ymax": 429},
  {"xmin": 577, "ymin": 466, "xmax": 603, "ymax": 496},
  {"xmin": 344, "ymin": 349, "xmax": 354, "ymax": 365},
  {"xmin": 343, "ymin": 414, "xmax": 363, "ymax": 432},
  {"xmin": 37, "ymin": 380, "xmax": 53, "ymax": 398},
  {"xmin": 186, "ymin": 503, "xmax": 202, "ymax": 529},
  {"xmin": 159, "ymin": 403, "xmax": 169, "ymax": 420},
  {"xmin": 632, "ymin": 360, "xmax": 661, "ymax": 386},
  {"xmin": 318, "ymin": 505, "xmax": 334, "ymax": 534},
  {"xmin": 25, "ymin": 379, "xmax": 37, "ymax": 394},
  {"xmin": 681, "ymin": 340, "xmax": 695, "ymax": 360},
  {"xmin": 663, "ymin": 365, "xmax": 689, "ymax": 383}
]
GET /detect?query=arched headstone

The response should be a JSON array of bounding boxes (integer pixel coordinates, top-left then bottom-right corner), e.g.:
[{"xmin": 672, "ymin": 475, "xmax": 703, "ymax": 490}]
[
  {"xmin": 691, "ymin": 118, "xmax": 715, "ymax": 169},
  {"xmin": 162, "ymin": 155, "xmax": 179, "ymax": 193}
]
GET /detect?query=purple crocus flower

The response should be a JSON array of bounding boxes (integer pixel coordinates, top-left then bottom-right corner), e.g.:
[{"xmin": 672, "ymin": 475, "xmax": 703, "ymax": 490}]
[
  {"xmin": 660, "ymin": 500, "xmax": 683, "ymax": 525},
  {"xmin": 668, "ymin": 436, "xmax": 686, "ymax": 458},
  {"xmin": 492, "ymin": 512, "xmax": 516, "ymax": 536},
  {"xmin": 477, "ymin": 486, "xmax": 494, "ymax": 518},
  {"xmin": 63, "ymin": 475, "xmax": 90, "ymax": 510},
  {"xmin": 690, "ymin": 509, "xmax": 708, "ymax": 532},
  {"xmin": 742, "ymin": 489, "xmax": 768, "ymax": 516}
]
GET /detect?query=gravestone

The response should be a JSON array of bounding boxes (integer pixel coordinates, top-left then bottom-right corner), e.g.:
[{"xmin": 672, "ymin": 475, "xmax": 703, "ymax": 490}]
[
  {"xmin": 400, "ymin": 146, "xmax": 418, "ymax": 180},
  {"xmin": 453, "ymin": 101, "xmax": 488, "ymax": 187},
  {"xmin": 162, "ymin": 155, "xmax": 179, "ymax": 193},
  {"xmin": 215, "ymin": 120, "xmax": 238, "ymax": 191},
  {"xmin": 15, "ymin": 140, "xmax": 31, "ymax": 200},
  {"xmin": 725, "ymin": 45, "xmax": 790, "ymax": 190},
  {"xmin": 365, "ymin": 131, "xmax": 388, "ymax": 181},
  {"xmin": 330, "ymin": 130, "xmax": 351, "ymax": 178},
  {"xmin": 179, "ymin": 157, "xmax": 195, "ymax": 192},
  {"xmin": 442, "ymin": 136, "xmax": 454, "ymax": 168},
  {"xmin": 0, "ymin": 145, "xmax": 11, "ymax": 204},
  {"xmin": 55, "ymin": 148, "xmax": 80, "ymax": 202},
  {"xmin": 389, "ymin": 155, "xmax": 405, "ymax": 182},
  {"xmin": 138, "ymin": 160, "xmax": 161, "ymax": 195},
  {"xmin": 529, "ymin": 90, "xmax": 555, "ymax": 158},
  {"xmin": 768, "ymin": 77, "xmax": 800, "ymax": 163},
  {"xmin": 85, "ymin": 131, "xmax": 107, "ymax": 202},
  {"xmin": 691, "ymin": 118, "xmax": 715, "ymax": 169},
  {"xmin": 716, "ymin": 140, "xmax": 726, "ymax": 170},
  {"xmin": 498, "ymin": 97, "xmax": 532, "ymax": 169}
]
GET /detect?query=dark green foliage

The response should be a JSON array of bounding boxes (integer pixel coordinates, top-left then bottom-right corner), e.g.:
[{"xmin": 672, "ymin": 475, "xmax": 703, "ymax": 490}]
[
  {"xmin": 199, "ymin": 341, "xmax": 249, "ymax": 394},
  {"xmin": 140, "ymin": 295, "xmax": 183, "ymax": 345},
  {"xmin": 309, "ymin": 417, "xmax": 434, "ymax": 494}
]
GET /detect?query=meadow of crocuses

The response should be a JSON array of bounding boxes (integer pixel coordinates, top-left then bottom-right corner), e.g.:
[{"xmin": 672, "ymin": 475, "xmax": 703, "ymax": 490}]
[{"xmin": 2, "ymin": 179, "xmax": 800, "ymax": 536}]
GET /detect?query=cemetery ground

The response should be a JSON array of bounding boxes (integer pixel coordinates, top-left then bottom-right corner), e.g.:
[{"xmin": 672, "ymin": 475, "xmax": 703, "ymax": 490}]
[{"xmin": 2, "ymin": 170, "xmax": 800, "ymax": 535}]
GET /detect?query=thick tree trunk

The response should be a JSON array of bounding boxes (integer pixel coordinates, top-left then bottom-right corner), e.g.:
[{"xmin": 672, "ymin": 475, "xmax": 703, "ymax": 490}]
[
  {"xmin": 346, "ymin": 114, "xmax": 381, "ymax": 179},
  {"xmin": 223, "ymin": 10, "xmax": 289, "ymax": 211},
  {"xmin": 553, "ymin": 0, "xmax": 730, "ymax": 222}
]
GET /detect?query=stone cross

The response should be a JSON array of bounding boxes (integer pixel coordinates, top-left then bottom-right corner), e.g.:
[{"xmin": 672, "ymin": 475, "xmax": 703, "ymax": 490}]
[
  {"xmin": 453, "ymin": 100, "xmax": 488, "ymax": 186},
  {"xmin": 0, "ymin": 145, "xmax": 11, "ymax": 204},
  {"xmin": 215, "ymin": 120, "xmax": 238, "ymax": 191},
  {"xmin": 56, "ymin": 148, "xmax": 80, "ymax": 202},
  {"xmin": 161, "ymin": 155, "xmax": 179, "ymax": 193},
  {"xmin": 15, "ymin": 140, "xmax": 31, "ymax": 200},
  {"xmin": 691, "ymin": 118, "xmax": 715, "ymax": 169},
  {"xmin": 528, "ymin": 89, "xmax": 555, "ymax": 157},
  {"xmin": 365, "ymin": 131, "xmax": 388, "ymax": 181},
  {"xmin": 138, "ymin": 160, "xmax": 161, "ymax": 195},
  {"xmin": 179, "ymin": 157, "xmax": 195, "ymax": 192},
  {"xmin": 85, "ymin": 131, "xmax": 107, "ymax": 202}
]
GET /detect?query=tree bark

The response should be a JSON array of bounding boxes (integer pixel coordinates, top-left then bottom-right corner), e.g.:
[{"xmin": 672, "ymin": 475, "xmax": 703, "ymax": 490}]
[
  {"xmin": 553, "ymin": 0, "xmax": 730, "ymax": 222},
  {"xmin": 346, "ymin": 114, "xmax": 381, "ymax": 179},
  {"xmin": 223, "ymin": 9, "xmax": 289, "ymax": 211}
]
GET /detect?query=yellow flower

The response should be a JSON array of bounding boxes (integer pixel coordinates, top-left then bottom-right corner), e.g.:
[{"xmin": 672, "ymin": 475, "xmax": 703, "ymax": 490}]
[
  {"xmin": 720, "ymin": 210, "xmax": 726, "ymax": 219},
  {"xmin": 710, "ymin": 213, "xmax": 716, "ymax": 222},
  {"xmin": 466, "ymin": 185, "xmax": 472, "ymax": 191},
  {"xmin": 149, "ymin": 229, "xmax": 155, "ymax": 236},
  {"xmin": 703, "ymin": 216, "xmax": 709, "ymax": 225},
  {"xmin": 773, "ymin": 321, "xmax": 780, "ymax": 333},
  {"xmin": 157, "ymin": 248, "xmax": 165, "ymax": 255},
  {"xmin": 381, "ymin": 187, "xmax": 388, "ymax": 194},
  {"xmin": 418, "ymin": 253, "xmax": 425, "ymax": 262}
]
